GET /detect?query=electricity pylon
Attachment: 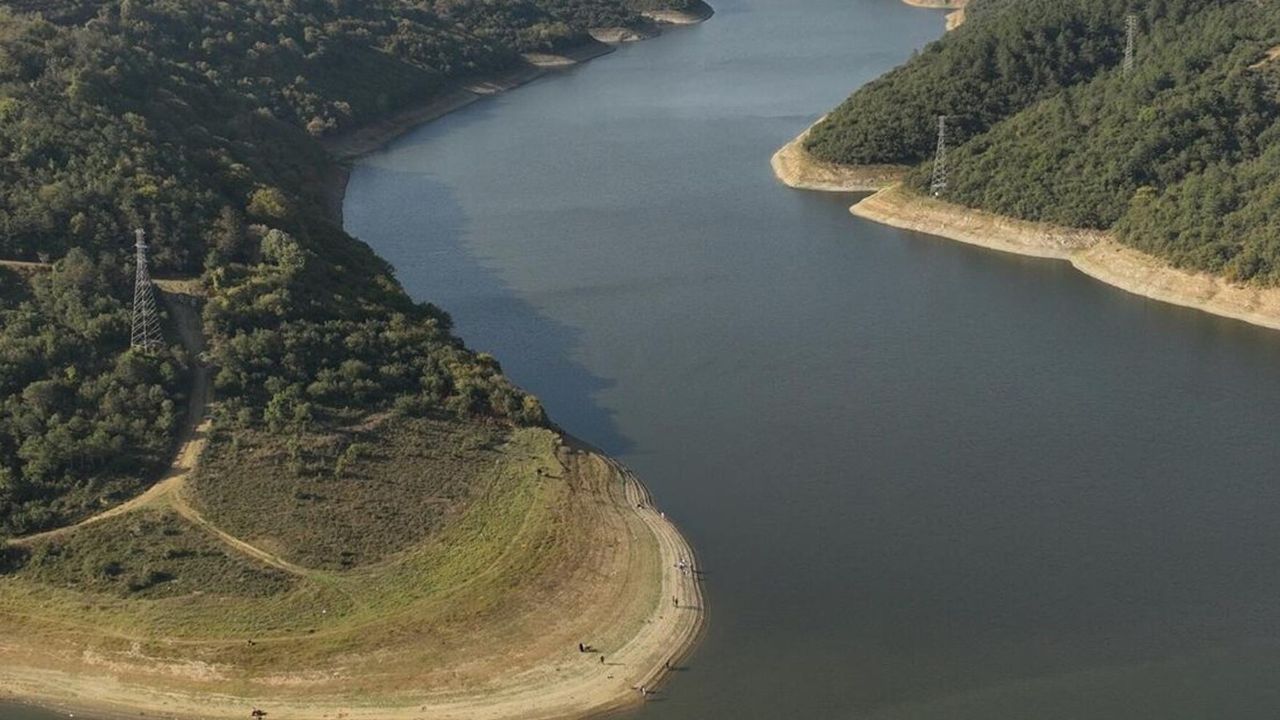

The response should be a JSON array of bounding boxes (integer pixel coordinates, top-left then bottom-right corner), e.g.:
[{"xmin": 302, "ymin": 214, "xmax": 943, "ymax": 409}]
[
  {"xmin": 930, "ymin": 115, "xmax": 949, "ymax": 198},
  {"xmin": 1123, "ymin": 14, "xmax": 1137, "ymax": 76},
  {"xmin": 131, "ymin": 228, "xmax": 163, "ymax": 353}
]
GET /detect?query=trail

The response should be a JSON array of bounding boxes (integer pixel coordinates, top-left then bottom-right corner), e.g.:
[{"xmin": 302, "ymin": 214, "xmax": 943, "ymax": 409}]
[
  {"xmin": 1248, "ymin": 44, "xmax": 1280, "ymax": 70},
  {"xmin": 11, "ymin": 291, "xmax": 209, "ymax": 545},
  {"xmin": 2, "ymin": 442, "xmax": 708, "ymax": 720},
  {"xmin": 168, "ymin": 481, "xmax": 314, "ymax": 577},
  {"xmin": 10, "ymin": 290, "xmax": 310, "ymax": 577},
  {"xmin": 0, "ymin": 259, "xmax": 51, "ymax": 271}
]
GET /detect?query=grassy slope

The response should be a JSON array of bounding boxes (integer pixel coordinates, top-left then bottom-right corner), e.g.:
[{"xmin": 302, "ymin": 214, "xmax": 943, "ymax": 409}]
[
  {"xmin": 0, "ymin": 422, "xmax": 663, "ymax": 703},
  {"xmin": 188, "ymin": 417, "xmax": 508, "ymax": 570},
  {"xmin": 12, "ymin": 508, "xmax": 295, "ymax": 599}
]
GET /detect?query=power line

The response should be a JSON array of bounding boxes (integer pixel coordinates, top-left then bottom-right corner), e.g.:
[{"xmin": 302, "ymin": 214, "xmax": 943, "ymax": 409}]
[
  {"xmin": 930, "ymin": 115, "xmax": 948, "ymax": 198},
  {"xmin": 1123, "ymin": 14, "xmax": 1137, "ymax": 76},
  {"xmin": 131, "ymin": 228, "xmax": 163, "ymax": 353}
]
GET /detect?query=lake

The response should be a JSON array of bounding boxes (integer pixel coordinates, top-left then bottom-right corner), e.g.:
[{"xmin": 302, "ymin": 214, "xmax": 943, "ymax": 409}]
[{"xmin": 345, "ymin": 0, "xmax": 1280, "ymax": 716}]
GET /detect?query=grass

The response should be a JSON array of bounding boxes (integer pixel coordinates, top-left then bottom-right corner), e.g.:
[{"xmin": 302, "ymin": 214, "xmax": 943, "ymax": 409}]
[
  {"xmin": 10, "ymin": 509, "xmax": 294, "ymax": 599},
  {"xmin": 0, "ymin": 415, "xmax": 660, "ymax": 701}
]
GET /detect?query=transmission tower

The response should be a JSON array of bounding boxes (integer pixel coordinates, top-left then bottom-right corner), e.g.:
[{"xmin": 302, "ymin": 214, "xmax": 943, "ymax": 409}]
[
  {"xmin": 130, "ymin": 228, "xmax": 163, "ymax": 353},
  {"xmin": 930, "ymin": 115, "xmax": 948, "ymax": 197},
  {"xmin": 1123, "ymin": 14, "xmax": 1137, "ymax": 76}
]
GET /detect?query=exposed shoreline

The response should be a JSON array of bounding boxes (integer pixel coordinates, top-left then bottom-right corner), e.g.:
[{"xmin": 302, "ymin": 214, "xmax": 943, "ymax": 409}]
[
  {"xmin": 321, "ymin": 1, "xmax": 714, "ymax": 225},
  {"xmin": 770, "ymin": 119, "xmax": 908, "ymax": 192},
  {"xmin": 900, "ymin": 0, "xmax": 968, "ymax": 30},
  {"xmin": 772, "ymin": 126, "xmax": 1280, "ymax": 331},
  {"xmin": 2, "ymin": 441, "xmax": 706, "ymax": 720},
  {"xmin": 900, "ymin": 0, "xmax": 964, "ymax": 8},
  {"xmin": 859, "ymin": 187, "xmax": 1280, "ymax": 330}
]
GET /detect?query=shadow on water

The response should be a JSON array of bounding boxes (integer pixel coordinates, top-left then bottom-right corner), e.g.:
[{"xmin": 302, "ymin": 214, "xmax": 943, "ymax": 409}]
[{"xmin": 346, "ymin": 157, "xmax": 635, "ymax": 455}]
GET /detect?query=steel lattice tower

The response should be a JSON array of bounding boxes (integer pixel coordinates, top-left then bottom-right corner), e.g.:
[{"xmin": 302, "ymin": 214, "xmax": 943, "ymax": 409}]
[
  {"xmin": 131, "ymin": 228, "xmax": 163, "ymax": 353},
  {"xmin": 930, "ymin": 115, "xmax": 948, "ymax": 198},
  {"xmin": 1123, "ymin": 14, "xmax": 1137, "ymax": 76}
]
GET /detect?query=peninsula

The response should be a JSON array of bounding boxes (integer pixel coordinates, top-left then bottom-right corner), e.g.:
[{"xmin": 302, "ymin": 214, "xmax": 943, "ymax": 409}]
[
  {"xmin": 0, "ymin": 0, "xmax": 710, "ymax": 717},
  {"xmin": 775, "ymin": 0, "xmax": 1280, "ymax": 330}
]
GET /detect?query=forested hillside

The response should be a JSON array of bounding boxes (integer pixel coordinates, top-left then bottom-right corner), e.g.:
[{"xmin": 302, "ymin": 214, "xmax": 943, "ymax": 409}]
[
  {"xmin": 0, "ymin": 259, "xmax": 185, "ymax": 533},
  {"xmin": 0, "ymin": 0, "xmax": 686, "ymax": 535},
  {"xmin": 807, "ymin": 0, "xmax": 1280, "ymax": 283}
]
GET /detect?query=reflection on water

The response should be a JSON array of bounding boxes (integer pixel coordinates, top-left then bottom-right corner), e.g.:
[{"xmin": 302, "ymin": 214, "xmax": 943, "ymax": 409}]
[{"xmin": 346, "ymin": 1, "xmax": 1280, "ymax": 717}]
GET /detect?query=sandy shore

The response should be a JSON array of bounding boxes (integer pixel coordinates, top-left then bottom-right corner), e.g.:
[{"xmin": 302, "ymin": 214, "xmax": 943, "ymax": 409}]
[
  {"xmin": 852, "ymin": 184, "xmax": 1100, "ymax": 260},
  {"xmin": 771, "ymin": 119, "xmax": 908, "ymax": 192},
  {"xmin": 1, "ymin": 443, "xmax": 706, "ymax": 720},
  {"xmin": 900, "ymin": 0, "xmax": 965, "ymax": 9},
  {"xmin": 900, "ymin": 0, "xmax": 967, "ymax": 29},
  {"xmin": 590, "ymin": 1, "xmax": 714, "ymax": 43},
  {"xmin": 642, "ymin": 0, "xmax": 715, "ymax": 25},
  {"xmin": 590, "ymin": 25, "xmax": 659, "ymax": 43},
  {"xmin": 772, "ymin": 112, "xmax": 1280, "ymax": 332},
  {"xmin": 851, "ymin": 185, "xmax": 1280, "ymax": 331}
]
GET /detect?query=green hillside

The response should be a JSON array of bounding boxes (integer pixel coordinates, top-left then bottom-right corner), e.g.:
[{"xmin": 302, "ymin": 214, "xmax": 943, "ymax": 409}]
[
  {"xmin": 807, "ymin": 0, "xmax": 1280, "ymax": 282},
  {"xmin": 0, "ymin": 0, "xmax": 684, "ymax": 536}
]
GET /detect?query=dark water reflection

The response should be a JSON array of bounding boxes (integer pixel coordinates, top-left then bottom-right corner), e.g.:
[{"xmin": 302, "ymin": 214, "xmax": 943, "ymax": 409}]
[{"xmin": 344, "ymin": 1, "xmax": 1280, "ymax": 716}]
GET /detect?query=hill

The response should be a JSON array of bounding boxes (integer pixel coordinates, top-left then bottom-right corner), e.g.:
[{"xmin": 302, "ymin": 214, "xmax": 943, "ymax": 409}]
[
  {"xmin": 0, "ymin": 0, "xmax": 708, "ymax": 530},
  {"xmin": 0, "ymin": 0, "xmax": 707, "ymax": 715},
  {"xmin": 801, "ymin": 0, "xmax": 1280, "ymax": 285}
]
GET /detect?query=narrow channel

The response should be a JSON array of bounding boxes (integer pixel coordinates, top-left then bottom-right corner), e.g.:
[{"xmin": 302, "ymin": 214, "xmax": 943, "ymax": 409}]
[{"xmin": 343, "ymin": 0, "xmax": 1280, "ymax": 718}]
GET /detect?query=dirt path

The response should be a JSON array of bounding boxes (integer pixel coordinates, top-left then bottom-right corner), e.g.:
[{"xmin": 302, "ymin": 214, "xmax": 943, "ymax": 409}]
[
  {"xmin": 1, "ymin": 446, "xmax": 705, "ymax": 720},
  {"xmin": 169, "ymin": 481, "xmax": 314, "ymax": 577},
  {"xmin": 0, "ymin": 258, "xmax": 50, "ymax": 271},
  {"xmin": 11, "ymin": 292, "xmax": 208, "ymax": 546},
  {"xmin": 1249, "ymin": 44, "xmax": 1280, "ymax": 70},
  {"xmin": 9, "ymin": 291, "xmax": 312, "ymax": 579}
]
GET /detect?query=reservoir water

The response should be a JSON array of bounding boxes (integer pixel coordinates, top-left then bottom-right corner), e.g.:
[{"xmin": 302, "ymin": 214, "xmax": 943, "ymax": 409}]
[
  {"xmin": 9, "ymin": 0, "xmax": 1280, "ymax": 718},
  {"xmin": 343, "ymin": 0, "xmax": 1280, "ymax": 717}
]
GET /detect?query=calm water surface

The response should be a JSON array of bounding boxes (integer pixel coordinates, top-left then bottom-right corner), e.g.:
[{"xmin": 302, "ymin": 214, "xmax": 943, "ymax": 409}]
[
  {"xmin": 343, "ymin": 1, "xmax": 1280, "ymax": 716},
  {"xmin": 13, "ymin": 0, "xmax": 1280, "ymax": 717}
]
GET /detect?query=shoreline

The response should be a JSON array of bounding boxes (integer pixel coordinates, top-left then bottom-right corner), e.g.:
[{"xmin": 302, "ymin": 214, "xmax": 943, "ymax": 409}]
[
  {"xmin": 771, "ymin": 131, "xmax": 1280, "ymax": 333},
  {"xmin": 319, "ymin": 42, "xmax": 612, "ymax": 225},
  {"xmin": 900, "ymin": 0, "xmax": 968, "ymax": 30},
  {"xmin": 900, "ymin": 0, "xmax": 965, "ymax": 8},
  {"xmin": 853, "ymin": 186, "xmax": 1280, "ymax": 331},
  {"xmin": 321, "ymin": 1, "xmax": 713, "ymax": 225},
  {"xmin": 851, "ymin": 184, "xmax": 1099, "ymax": 261},
  {"xmin": 770, "ymin": 118, "xmax": 908, "ymax": 192},
  {"xmin": 1, "ymin": 441, "xmax": 707, "ymax": 720}
]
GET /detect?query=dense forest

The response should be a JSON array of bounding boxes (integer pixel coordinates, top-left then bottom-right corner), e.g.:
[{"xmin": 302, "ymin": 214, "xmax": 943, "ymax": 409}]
[
  {"xmin": 807, "ymin": 0, "xmax": 1280, "ymax": 283},
  {"xmin": 0, "ymin": 0, "xmax": 687, "ymax": 535},
  {"xmin": 0, "ymin": 260, "xmax": 185, "ymax": 534}
]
